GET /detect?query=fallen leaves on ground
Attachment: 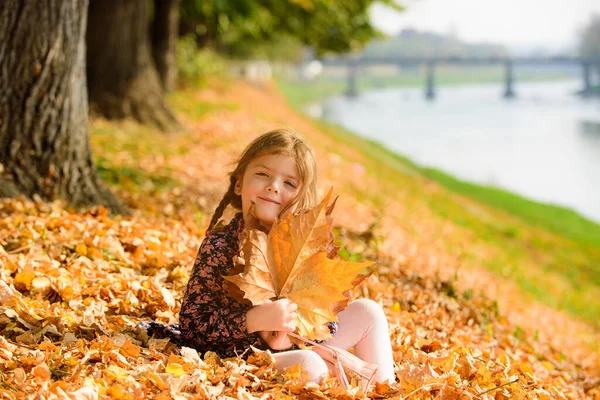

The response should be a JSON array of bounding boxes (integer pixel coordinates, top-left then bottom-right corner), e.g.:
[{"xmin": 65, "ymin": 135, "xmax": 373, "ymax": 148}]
[{"xmin": 1, "ymin": 196, "xmax": 598, "ymax": 399}]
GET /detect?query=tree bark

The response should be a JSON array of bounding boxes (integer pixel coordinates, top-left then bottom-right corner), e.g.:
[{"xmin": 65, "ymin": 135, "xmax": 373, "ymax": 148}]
[
  {"xmin": 151, "ymin": 0, "xmax": 180, "ymax": 92},
  {"xmin": 0, "ymin": 0, "xmax": 126, "ymax": 213},
  {"xmin": 87, "ymin": 0, "xmax": 179, "ymax": 132}
]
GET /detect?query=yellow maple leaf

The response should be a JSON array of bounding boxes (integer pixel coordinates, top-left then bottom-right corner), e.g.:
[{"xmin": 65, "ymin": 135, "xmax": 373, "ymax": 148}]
[
  {"xmin": 224, "ymin": 188, "xmax": 374, "ymax": 340},
  {"xmin": 165, "ymin": 362, "xmax": 186, "ymax": 377}
]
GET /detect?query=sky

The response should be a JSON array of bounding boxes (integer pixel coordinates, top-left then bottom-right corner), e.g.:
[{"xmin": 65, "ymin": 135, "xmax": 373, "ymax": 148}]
[{"xmin": 370, "ymin": 0, "xmax": 600, "ymax": 54}]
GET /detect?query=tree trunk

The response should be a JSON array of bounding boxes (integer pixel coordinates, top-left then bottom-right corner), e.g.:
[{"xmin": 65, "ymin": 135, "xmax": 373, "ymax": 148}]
[
  {"xmin": 151, "ymin": 0, "xmax": 180, "ymax": 92},
  {"xmin": 87, "ymin": 0, "xmax": 179, "ymax": 132},
  {"xmin": 0, "ymin": 0, "xmax": 126, "ymax": 213}
]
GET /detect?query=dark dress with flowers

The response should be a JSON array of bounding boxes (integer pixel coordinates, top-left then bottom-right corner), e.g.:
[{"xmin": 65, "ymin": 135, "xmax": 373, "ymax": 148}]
[
  {"xmin": 141, "ymin": 213, "xmax": 336, "ymax": 358},
  {"xmin": 178, "ymin": 213, "xmax": 264, "ymax": 357}
]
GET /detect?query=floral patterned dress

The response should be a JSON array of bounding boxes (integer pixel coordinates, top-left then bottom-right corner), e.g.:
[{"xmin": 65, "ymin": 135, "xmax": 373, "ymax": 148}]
[
  {"xmin": 140, "ymin": 213, "xmax": 337, "ymax": 358},
  {"xmin": 178, "ymin": 213, "xmax": 263, "ymax": 357}
]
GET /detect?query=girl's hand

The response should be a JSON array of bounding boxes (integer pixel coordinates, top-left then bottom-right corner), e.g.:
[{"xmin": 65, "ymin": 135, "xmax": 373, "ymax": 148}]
[
  {"xmin": 246, "ymin": 298, "xmax": 298, "ymax": 333},
  {"xmin": 258, "ymin": 331, "xmax": 293, "ymax": 350}
]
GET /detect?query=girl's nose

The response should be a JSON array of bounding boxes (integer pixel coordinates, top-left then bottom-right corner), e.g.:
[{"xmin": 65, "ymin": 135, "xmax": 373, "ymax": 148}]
[{"xmin": 267, "ymin": 180, "xmax": 280, "ymax": 193}]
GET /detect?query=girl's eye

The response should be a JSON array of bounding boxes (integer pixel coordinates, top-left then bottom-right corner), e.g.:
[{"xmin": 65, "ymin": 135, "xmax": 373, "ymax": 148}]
[
  {"xmin": 256, "ymin": 172, "xmax": 268, "ymax": 177},
  {"xmin": 285, "ymin": 181, "xmax": 297, "ymax": 189}
]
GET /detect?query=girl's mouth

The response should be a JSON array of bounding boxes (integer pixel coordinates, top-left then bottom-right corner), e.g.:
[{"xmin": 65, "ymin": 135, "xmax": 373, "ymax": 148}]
[{"xmin": 258, "ymin": 196, "xmax": 280, "ymax": 205}]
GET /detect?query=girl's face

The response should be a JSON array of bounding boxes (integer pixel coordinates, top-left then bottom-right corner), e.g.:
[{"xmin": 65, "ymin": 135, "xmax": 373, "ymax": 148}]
[{"xmin": 235, "ymin": 153, "xmax": 300, "ymax": 228}]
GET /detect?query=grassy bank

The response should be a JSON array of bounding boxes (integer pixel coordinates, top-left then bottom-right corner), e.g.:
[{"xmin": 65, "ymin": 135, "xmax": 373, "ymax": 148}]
[
  {"xmin": 277, "ymin": 65, "xmax": 575, "ymax": 107},
  {"xmin": 356, "ymin": 138, "xmax": 600, "ymax": 249}
]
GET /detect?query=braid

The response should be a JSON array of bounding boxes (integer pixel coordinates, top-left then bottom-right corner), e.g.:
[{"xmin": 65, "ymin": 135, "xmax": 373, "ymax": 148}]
[{"xmin": 207, "ymin": 179, "xmax": 237, "ymax": 232}]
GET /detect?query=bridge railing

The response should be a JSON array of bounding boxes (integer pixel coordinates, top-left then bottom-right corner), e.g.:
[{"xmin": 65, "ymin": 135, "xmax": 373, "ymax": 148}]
[{"xmin": 326, "ymin": 55, "xmax": 599, "ymax": 99}]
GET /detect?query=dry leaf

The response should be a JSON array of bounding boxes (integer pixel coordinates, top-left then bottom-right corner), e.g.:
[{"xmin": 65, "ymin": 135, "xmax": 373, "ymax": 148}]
[
  {"xmin": 32, "ymin": 363, "xmax": 51, "ymax": 380},
  {"xmin": 119, "ymin": 340, "xmax": 141, "ymax": 358},
  {"xmin": 224, "ymin": 189, "xmax": 374, "ymax": 340},
  {"xmin": 14, "ymin": 265, "xmax": 35, "ymax": 291},
  {"xmin": 165, "ymin": 362, "xmax": 186, "ymax": 377},
  {"xmin": 0, "ymin": 280, "xmax": 14, "ymax": 305}
]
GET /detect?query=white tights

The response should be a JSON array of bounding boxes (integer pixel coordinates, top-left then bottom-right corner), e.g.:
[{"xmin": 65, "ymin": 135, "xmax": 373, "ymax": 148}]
[{"xmin": 272, "ymin": 299, "xmax": 395, "ymax": 384}]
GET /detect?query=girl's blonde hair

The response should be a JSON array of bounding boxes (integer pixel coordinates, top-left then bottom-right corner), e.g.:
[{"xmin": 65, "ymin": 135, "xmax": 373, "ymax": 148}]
[{"xmin": 207, "ymin": 129, "xmax": 318, "ymax": 231}]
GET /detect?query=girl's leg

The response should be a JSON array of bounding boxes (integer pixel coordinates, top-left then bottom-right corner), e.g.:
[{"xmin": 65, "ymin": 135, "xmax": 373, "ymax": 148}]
[
  {"xmin": 272, "ymin": 349, "xmax": 329, "ymax": 383},
  {"xmin": 325, "ymin": 298, "xmax": 395, "ymax": 383}
]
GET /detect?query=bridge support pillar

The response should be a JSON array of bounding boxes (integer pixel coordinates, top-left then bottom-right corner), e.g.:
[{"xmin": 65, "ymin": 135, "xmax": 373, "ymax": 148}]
[
  {"xmin": 582, "ymin": 61, "xmax": 592, "ymax": 97},
  {"xmin": 504, "ymin": 60, "xmax": 515, "ymax": 99},
  {"xmin": 425, "ymin": 62, "xmax": 435, "ymax": 100},
  {"xmin": 346, "ymin": 61, "xmax": 359, "ymax": 98}
]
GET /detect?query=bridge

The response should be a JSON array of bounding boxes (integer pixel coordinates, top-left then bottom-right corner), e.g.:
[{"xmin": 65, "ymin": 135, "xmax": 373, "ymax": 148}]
[{"xmin": 322, "ymin": 56, "xmax": 599, "ymax": 100}]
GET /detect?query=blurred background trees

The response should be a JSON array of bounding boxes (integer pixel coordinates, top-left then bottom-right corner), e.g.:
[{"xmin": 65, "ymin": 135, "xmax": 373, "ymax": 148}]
[
  {"xmin": 151, "ymin": 0, "xmax": 181, "ymax": 93},
  {"xmin": 1, "ymin": 0, "xmax": 401, "ymax": 210},
  {"xmin": 179, "ymin": 0, "xmax": 403, "ymax": 59},
  {"xmin": 85, "ymin": 0, "xmax": 403, "ymax": 130},
  {"xmin": 86, "ymin": 0, "xmax": 180, "ymax": 132},
  {"xmin": 360, "ymin": 29, "xmax": 508, "ymax": 59}
]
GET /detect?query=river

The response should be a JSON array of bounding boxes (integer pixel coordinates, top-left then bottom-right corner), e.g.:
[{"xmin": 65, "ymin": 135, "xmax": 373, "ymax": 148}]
[{"xmin": 319, "ymin": 80, "xmax": 600, "ymax": 223}]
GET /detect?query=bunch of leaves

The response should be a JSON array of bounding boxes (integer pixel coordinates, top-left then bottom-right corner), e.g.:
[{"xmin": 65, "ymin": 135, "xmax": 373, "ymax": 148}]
[{"xmin": 224, "ymin": 189, "xmax": 373, "ymax": 340}]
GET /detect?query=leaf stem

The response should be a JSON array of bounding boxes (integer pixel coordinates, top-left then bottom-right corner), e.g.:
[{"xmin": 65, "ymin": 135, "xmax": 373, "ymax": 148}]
[{"xmin": 476, "ymin": 378, "xmax": 520, "ymax": 396}]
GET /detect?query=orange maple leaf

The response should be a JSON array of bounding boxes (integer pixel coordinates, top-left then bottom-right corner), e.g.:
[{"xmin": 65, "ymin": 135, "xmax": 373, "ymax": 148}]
[{"xmin": 224, "ymin": 188, "xmax": 374, "ymax": 340}]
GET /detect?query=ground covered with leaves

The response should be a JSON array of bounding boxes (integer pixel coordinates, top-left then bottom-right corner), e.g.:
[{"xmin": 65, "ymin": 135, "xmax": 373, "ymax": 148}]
[{"xmin": 1, "ymin": 81, "xmax": 599, "ymax": 399}]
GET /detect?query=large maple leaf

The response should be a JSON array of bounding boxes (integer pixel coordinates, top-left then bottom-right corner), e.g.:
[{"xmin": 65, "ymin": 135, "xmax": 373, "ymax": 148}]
[{"xmin": 224, "ymin": 188, "xmax": 374, "ymax": 340}]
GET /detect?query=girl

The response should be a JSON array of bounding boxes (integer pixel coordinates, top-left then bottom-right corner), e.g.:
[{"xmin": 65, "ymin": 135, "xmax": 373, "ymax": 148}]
[{"xmin": 178, "ymin": 129, "xmax": 395, "ymax": 384}]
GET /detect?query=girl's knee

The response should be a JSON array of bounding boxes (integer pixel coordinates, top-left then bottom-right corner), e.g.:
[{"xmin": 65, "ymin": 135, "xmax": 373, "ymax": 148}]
[
  {"xmin": 299, "ymin": 350, "xmax": 329, "ymax": 383},
  {"xmin": 276, "ymin": 350, "xmax": 328, "ymax": 383},
  {"xmin": 351, "ymin": 298, "xmax": 387, "ymax": 321}
]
